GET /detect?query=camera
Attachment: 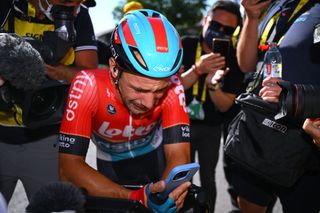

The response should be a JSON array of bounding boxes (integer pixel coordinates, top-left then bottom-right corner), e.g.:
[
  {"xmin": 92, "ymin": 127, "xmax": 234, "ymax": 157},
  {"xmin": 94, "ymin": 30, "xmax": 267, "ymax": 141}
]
[
  {"xmin": 276, "ymin": 82, "xmax": 320, "ymax": 120},
  {"xmin": 0, "ymin": 4, "xmax": 78, "ymax": 128},
  {"xmin": 22, "ymin": 5, "xmax": 77, "ymax": 65},
  {"xmin": 35, "ymin": 5, "xmax": 77, "ymax": 65}
]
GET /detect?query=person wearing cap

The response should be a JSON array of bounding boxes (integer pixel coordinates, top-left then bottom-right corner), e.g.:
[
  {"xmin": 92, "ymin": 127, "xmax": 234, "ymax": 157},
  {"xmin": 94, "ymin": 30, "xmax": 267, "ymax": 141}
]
[
  {"xmin": 58, "ymin": 9, "xmax": 190, "ymax": 213},
  {"xmin": 180, "ymin": 0, "xmax": 244, "ymax": 212}
]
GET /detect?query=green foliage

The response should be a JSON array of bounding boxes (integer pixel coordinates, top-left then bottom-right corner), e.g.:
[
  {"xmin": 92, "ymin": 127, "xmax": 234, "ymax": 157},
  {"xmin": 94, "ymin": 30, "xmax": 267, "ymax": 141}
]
[{"xmin": 112, "ymin": 0, "xmax": 208, "ymax": 35}]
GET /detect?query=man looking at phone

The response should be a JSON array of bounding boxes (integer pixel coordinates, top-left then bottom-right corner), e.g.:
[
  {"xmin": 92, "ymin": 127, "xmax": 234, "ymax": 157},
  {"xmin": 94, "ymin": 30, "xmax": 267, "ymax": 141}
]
[
  {"xmin": 59, "ymin": 9, "xmax": 191, "ymax": 213},
  {"xmin": 180, "ymin": 0, "xmax": 244, "ymax": 212}
]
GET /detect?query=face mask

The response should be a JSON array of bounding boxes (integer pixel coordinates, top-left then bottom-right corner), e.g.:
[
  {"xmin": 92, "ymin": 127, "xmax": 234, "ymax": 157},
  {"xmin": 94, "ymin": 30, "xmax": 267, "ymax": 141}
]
[
  {"xmin": 204, "ymin": 21, "xmax": 234, "ymax": 49},
  {"xmin": 38, "ymin": 0, "xmax": 54, "ymax": 21},
  {"xmin": 205, "ymin": 29, "xmax": 230, "ymax": 49}
]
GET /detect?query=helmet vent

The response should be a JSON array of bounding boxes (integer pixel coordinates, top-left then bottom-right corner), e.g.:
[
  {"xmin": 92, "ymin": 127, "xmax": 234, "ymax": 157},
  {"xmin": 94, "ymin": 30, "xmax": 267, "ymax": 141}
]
[
  {"xmin": 152, "ymin": 12, "xmax": 160, "ymax": 17},
  {"xmin": 171, "ymin": 49, "xmax": 182, "ymax": 71},
  {"xmin": 129, "ymin": 46, "xmax": 149, "ymax": 71},
  {"xmin": 140, "ymin": 11, "xmax": 148, "ymax": 17}
]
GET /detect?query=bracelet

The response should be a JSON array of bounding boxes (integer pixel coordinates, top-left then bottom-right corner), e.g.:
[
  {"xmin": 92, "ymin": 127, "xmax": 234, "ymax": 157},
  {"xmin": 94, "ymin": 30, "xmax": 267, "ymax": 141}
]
[{"xmin": 192, "ymin": 64, "xmax": 201, "ymax": 76}]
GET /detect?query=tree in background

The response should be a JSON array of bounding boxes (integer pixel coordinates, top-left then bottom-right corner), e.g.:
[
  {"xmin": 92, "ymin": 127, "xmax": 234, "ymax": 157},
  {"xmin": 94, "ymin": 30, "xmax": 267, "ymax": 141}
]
[{"xmin": 112, "ymin": 0, "xmax": 208, "ymax": 35}]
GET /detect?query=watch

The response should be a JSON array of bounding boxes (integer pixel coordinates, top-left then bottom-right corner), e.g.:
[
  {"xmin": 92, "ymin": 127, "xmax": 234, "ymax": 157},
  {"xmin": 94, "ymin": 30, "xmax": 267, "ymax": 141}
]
[{"xmin": 208, "ymin": 82, "xmax": 221, "ymax": 91}]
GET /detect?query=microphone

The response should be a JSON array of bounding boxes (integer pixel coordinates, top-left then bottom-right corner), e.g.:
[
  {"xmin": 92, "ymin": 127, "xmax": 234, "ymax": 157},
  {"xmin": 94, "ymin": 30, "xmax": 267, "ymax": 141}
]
[
  {"xmin": 0, "ymin": 33, "xmax": 46, "ymax": 90},
  {"xmin": 26, "ymin": 182, "xmax": 86, "ymax": 213}
]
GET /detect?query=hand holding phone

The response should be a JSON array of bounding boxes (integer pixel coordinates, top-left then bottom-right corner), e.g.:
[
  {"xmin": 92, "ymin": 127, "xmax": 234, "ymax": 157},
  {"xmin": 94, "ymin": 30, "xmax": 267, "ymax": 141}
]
[
  {"xmin": 212, "ymin": 38, "xmax": 231, "ymax": 69},
  {"xmin": 159, "ymin": 163, "xmax": 200, "ymax": 199}
]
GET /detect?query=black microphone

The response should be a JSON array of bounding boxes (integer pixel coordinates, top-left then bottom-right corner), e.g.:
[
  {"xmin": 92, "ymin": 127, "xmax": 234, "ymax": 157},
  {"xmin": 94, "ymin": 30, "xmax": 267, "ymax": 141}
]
[
  {"xmin": 0, "ymin": 33, "xmax": 46, "ymax": 90},
  {"xmin": 26, "ymin": 182, "xmax": 86, "ymax": 213}
]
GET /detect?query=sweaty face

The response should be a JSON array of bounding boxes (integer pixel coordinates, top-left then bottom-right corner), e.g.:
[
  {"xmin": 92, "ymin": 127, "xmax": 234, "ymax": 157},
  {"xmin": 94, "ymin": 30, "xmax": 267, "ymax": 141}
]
[{"xmin": 118, "ymin": 72, "xmax": 170, "ymax": 115}]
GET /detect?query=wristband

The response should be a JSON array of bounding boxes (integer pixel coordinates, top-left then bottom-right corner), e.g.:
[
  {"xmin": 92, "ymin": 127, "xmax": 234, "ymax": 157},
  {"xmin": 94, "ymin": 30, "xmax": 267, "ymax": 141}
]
[
  {"xmin": 129, "ymin": 186, "xmax": 147, "ymax": 206},
  {"xmin": 129, "ymin": 184, "xmax": 177, "ymax": 213}
]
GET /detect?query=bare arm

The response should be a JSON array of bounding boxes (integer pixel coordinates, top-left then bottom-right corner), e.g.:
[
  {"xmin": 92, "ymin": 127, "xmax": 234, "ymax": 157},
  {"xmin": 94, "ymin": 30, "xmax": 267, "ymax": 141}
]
[
  {"xmin": 206, "ymin": 69, "xmax": 237, "ymax": 112},
  {"xmin": 208, "ymin": 89, "xmax": 236, "ymax": 112},
  {"xmin": 162, "ymin": 142, "xmax": 190, "ymax": 179},
  {"xmin": 59, "ymin": 153, "xmax": 131, "ymax": 198},
  {"xmin": 237, "ymin": 0, "xmax": 272, "ymax": 72},
  {"xmin": 46, "ymin": 50, "xmax": 98, "ymax": 83}
]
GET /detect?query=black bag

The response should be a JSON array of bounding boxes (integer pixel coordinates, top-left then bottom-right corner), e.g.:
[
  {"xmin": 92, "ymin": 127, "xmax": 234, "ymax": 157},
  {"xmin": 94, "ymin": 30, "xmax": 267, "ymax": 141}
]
[{"xmin": 224, "ymin": 93, "xmax": 320, "ymax": 187}]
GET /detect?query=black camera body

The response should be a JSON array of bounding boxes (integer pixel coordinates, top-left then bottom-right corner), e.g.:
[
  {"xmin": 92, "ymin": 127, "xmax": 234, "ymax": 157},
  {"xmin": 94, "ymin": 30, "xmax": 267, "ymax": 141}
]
[
  {"xmin": 276, "ymin": 82, "xmax": 320, "ymax": 120},
  {"xmin": 0, "ymin": 80, "xmax": 69, "ymax": 128}
]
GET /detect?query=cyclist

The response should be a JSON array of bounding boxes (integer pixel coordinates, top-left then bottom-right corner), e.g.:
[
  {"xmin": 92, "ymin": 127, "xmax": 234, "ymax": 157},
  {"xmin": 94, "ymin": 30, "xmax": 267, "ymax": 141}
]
[{"xmin": 59, "ymin": 9, "xmax": 191, "ymax": 212}]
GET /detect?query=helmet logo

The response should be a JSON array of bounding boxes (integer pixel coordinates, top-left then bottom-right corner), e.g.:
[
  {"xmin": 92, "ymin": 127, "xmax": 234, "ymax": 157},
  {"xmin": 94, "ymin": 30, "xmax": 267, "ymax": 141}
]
[
  {"xmin": 110, "ymin": 44, "xmax": 119, "ymax": 60},
  {"xmin": 153, "ymin": 66, "xmax": 170, "ymax": 72}
]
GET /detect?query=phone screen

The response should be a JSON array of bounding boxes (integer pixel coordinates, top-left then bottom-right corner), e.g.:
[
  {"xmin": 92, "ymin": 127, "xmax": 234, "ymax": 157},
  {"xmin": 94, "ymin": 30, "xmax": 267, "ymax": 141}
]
[{"xmin": 212, "ymin": 38, "xmax": 230, "ymax": 68}]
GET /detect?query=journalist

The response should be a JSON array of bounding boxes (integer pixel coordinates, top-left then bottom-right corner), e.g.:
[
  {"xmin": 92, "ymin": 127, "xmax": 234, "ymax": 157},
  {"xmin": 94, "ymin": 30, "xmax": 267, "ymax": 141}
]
[
  {"xmin": 0, "ymin": 0, "xmax": 97, "ymax": 205},
  {"xmin": 231, "ymin": 0, "xmax": 320, "ymax": 212},
  {"xmin": 180, "ymin": 1, "xmax": 244, "ymax": 212}
]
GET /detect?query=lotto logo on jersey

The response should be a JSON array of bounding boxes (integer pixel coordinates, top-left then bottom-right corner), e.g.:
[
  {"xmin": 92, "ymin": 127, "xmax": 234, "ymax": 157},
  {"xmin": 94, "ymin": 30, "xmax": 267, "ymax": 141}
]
[{"xmin": 98, "ymin": 121, "xmax": 157, "ymax": 138}]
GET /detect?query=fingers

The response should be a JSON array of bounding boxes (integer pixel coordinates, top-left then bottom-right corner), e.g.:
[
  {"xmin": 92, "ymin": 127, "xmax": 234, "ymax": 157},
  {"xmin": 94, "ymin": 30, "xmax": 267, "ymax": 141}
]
[
  {"xmin": 259, "ymin": 76, "xmax": 283, "ymax": 102},
  {"xmin": 148, "ymin": 180, "xmax": 165, "ymax": 193},
  {"xmin": 303, "ymin": 119, "xmax": 320, "ymax": 146},
  {"xmin": 168, "ymin": 181, "xmax": 191, "ymax": 209},
  {"xmin": 198, "ymin": 53, "xmax": 226, "ymax": 74},
  {"xmin": 175, "ymin": 189, "xmax": 188, "ymax": 209},
  {"xmin": 241, "ymin": 0, "xmax": 271, "ymax": 19}
]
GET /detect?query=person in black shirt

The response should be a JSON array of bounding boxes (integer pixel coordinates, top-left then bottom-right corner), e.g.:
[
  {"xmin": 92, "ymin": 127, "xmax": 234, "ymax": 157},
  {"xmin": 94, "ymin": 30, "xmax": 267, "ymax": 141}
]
[{"xmin": 180, "ymin": 1, "xmax": 244, "ymax": 212}]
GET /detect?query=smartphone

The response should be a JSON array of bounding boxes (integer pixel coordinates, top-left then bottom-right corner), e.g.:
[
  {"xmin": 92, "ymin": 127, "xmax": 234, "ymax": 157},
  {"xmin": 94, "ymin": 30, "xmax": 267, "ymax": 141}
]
[
  {"xmin": 159, "ymin": 163, "xmax": 200, "ymax": 199},
  {"xmin": 212, "ymin": 38, "xmax": 231, "ymax": 68}
]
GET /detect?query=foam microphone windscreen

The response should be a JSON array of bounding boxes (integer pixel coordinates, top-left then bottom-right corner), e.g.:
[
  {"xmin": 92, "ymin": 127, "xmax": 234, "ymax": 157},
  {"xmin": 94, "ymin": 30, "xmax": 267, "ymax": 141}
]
[
  {"xmin": 25, "ymin": 182, "xmax": 86, "ymax": 213},
  {"xmin": 0, "ymin": 33, "xmax": 46, "ymax": 90}
]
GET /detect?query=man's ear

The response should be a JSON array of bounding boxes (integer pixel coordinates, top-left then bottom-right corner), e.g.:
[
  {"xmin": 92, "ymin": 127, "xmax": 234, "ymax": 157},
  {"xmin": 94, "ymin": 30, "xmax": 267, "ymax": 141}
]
[{"xmin": 109, "ymin": 58, "xmax": 119, "ymax": 79}]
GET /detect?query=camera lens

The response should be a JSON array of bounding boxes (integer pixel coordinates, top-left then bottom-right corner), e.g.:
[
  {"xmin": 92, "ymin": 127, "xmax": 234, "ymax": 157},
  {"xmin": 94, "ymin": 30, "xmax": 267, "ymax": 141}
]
[
  {"xmin": 173, "ymin": 171, "xmax": 189, "ymax": 181},
  {"xmin": 29, "ymin": 88, "xmax": 60, "ymax": 120}
]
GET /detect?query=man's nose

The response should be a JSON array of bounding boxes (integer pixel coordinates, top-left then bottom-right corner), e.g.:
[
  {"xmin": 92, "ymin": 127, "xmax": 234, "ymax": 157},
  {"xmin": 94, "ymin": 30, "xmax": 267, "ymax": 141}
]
[{"xmin": 141, "ymin": 93, "xmax": 156, "ymax": 110}]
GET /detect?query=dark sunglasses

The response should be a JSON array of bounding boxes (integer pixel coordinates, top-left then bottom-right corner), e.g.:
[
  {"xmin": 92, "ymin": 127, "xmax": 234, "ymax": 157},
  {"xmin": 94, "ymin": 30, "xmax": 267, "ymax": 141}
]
[{"xmin": 209, "ymin": 20, "xmax": 236, "ymax": 36}]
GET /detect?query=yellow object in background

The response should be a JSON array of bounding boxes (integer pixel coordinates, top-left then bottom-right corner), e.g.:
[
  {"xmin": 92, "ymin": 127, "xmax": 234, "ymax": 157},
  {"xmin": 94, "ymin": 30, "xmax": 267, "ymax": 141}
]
[{"xmin": 123, "ymin": 1, "xmax": 144, "ymax": 14}]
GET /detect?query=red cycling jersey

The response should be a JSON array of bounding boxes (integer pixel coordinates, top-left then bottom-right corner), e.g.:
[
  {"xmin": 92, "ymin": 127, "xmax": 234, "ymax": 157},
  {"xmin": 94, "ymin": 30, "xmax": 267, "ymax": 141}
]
[{"xmin": 59, "ymin": 69, "xmax": 190, "ymax": 161}]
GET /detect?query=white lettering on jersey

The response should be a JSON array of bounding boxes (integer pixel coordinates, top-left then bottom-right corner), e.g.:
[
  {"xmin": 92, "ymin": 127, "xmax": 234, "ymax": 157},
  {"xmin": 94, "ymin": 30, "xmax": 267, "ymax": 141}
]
[
  {"xmin": 171, "ymin": 75, "xmax": 187, "ymax": 112},
  {"xmin": 98, "ymin": 121, "xmax": 157, "ymax": 139},
  {"xmin": 66, "ymin": 71, "xmax": 92, "ymax": 121}
]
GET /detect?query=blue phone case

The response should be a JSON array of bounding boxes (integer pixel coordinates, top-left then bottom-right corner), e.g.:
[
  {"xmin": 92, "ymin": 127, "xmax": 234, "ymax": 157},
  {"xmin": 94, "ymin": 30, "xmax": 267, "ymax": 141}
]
[{"xmin": 160, "ymin": 163, "xmax": 200, "ymax": 199}]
